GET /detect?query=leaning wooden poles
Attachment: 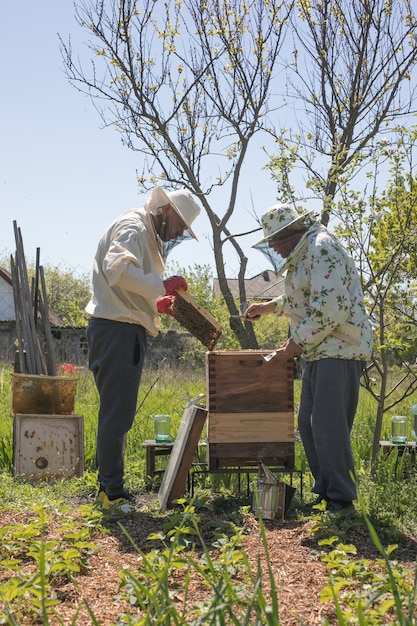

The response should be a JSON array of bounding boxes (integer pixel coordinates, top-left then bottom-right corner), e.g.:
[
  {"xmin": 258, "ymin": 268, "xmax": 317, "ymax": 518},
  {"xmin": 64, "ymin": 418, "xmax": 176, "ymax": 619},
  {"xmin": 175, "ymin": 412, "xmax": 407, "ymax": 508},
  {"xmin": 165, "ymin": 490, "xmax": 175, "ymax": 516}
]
[{"xmin": 10, "ymin": 221, "xmax": 57, "ymax": 375}]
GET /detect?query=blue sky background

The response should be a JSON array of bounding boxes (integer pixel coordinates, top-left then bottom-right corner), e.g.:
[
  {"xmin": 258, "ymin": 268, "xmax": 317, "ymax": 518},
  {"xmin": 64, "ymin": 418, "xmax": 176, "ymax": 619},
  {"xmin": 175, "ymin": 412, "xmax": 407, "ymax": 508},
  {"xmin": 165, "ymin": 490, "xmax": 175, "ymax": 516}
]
[{"xmin": 1, "ymin": 1, "xmax": 286, "ymax": 281}]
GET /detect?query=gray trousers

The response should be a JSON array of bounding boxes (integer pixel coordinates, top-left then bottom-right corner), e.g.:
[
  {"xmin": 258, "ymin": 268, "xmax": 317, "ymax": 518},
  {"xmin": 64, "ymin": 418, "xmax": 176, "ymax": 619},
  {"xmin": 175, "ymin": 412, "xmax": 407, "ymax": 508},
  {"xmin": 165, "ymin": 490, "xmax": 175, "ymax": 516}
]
[
  {"xmin": 86, "ymin": 318, "xmax": 147, "ymax": 496},
  {"xmin": 298, "ymin": 358, "xmax": 364, "ymax": 502}
]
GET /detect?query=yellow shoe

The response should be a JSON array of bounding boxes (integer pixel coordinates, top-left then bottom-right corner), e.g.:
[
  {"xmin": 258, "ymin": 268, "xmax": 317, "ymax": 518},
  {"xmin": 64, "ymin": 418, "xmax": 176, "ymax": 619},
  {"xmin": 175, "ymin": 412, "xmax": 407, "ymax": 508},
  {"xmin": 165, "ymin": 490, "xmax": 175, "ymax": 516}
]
[
  {"xmin": 101, "ymin": 491, "xmax": 136, "ymax": 515},
  {"xmin": 93, "ymin": 488, "xmax": 107, "ymax": 507}
]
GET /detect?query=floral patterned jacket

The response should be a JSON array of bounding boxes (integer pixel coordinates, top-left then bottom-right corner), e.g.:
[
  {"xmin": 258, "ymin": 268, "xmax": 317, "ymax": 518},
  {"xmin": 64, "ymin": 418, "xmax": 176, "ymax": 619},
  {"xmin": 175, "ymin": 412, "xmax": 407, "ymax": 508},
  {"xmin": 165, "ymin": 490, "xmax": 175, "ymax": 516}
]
[{"xmin": 273, "ymin": 223, "xmax": 373, "ymax": 362}]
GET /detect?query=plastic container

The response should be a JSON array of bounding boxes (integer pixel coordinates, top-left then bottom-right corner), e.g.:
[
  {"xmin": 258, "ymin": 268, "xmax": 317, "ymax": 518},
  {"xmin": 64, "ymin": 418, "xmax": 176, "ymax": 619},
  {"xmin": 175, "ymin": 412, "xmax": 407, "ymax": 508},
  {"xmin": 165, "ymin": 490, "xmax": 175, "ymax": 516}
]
[
  {"xmin": 153, "ymin": 414, "xmax": 171, "ymax": 442},
  {"xmin": 391, "ymin": 415, "xmax": 408, "ymax": 444}
]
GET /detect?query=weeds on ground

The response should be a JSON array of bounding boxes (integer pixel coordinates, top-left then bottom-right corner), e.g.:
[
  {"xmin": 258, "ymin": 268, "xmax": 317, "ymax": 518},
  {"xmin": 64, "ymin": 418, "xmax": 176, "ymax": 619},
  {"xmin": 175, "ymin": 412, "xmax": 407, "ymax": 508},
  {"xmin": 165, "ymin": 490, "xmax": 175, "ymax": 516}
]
[
  {"xmin": 0, "ymin": 361, "xmax": 417, "ymax": 623},
  {"xmin": 307, "ymin": 497, "xmax": 417, "ymax": 625},
  {"xmin": 0, "ymin": 501, "xmax": 101, "ymax": 624}
]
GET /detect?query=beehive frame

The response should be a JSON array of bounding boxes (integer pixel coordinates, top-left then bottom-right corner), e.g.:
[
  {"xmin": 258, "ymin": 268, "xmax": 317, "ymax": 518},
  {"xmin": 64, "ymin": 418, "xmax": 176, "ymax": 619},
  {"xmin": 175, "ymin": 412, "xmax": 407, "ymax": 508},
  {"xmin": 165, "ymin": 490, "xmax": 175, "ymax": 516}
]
[{"xmin": 172, "ymin": 288, "xmax": 222, "ymax": 351}]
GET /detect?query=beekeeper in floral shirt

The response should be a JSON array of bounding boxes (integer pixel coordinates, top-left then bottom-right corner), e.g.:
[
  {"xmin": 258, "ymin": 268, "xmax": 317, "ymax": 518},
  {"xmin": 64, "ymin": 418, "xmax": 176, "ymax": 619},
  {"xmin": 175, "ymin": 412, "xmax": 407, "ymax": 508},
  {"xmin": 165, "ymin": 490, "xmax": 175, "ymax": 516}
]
[{"xmin": 245, "ymin": 204, "xmax": 373, "ymax": 515}]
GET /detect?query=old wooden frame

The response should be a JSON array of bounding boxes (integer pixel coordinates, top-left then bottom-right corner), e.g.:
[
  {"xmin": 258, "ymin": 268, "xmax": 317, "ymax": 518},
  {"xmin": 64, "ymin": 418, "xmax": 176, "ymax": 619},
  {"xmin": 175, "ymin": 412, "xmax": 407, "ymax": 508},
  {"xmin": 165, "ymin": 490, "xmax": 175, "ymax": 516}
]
[{"xmin": 158, "ymin": 403, "xmax": 207, "ymax": 509}]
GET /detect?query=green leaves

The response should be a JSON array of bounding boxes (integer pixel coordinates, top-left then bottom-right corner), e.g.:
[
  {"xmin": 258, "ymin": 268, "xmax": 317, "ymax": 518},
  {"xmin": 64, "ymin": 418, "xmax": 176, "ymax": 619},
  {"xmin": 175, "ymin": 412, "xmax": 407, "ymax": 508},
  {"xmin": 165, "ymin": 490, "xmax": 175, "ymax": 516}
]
[{"xmin": 0, "ymin": 503, "xmax": 101, "ymax": 624}]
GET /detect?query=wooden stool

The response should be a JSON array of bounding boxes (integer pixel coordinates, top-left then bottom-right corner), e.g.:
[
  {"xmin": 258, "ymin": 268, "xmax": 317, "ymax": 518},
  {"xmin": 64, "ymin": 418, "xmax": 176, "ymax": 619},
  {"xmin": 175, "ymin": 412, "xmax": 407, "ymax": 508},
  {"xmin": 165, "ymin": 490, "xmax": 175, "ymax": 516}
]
[
  {"xmin": 142, "ymin": 439, "xmax": 174, "ymax": 477},
  {"xmin": 379, "ymin": 440, "xmax": 416, "ymax": 456}
]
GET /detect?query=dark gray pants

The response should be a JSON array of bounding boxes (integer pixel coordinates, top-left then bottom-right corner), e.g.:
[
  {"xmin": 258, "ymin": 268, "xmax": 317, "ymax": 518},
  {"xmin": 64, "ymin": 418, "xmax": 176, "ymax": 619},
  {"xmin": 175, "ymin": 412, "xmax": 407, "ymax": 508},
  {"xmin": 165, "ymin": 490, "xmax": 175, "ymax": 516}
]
[
  {"xmin": 86, "ymin": 318, "xmax": 147, "ymax": 496},
  {"xmin": 298, "ymin": 358, "xmax": 364, "ymax": 502}
]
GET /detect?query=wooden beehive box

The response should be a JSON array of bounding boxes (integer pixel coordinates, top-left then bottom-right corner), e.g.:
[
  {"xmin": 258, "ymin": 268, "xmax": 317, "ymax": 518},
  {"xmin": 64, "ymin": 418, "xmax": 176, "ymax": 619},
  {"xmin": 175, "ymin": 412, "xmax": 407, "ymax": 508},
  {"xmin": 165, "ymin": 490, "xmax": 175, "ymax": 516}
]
[
  {"xmin": 13, "ymin": 414, "xmax": 84, "ymax": 482},
  {"xmin": 206, "ymin": 350, "xmax": 294, "ymax": 471},
  {"xmin": 11, "ymin": 374, "xmax": 77, "ymax": 415}
]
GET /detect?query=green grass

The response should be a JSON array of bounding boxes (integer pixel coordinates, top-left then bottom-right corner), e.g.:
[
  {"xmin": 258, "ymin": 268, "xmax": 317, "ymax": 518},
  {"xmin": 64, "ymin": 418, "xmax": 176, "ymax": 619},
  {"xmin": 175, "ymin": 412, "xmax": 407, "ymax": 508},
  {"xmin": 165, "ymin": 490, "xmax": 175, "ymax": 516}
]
[
  {"xmin": 1, "ymin": 360, "xmax": 417, "ymax": 530},
  {"xmin": 0, "ymin": 362, "xmax": 417, "ymax": 624}
]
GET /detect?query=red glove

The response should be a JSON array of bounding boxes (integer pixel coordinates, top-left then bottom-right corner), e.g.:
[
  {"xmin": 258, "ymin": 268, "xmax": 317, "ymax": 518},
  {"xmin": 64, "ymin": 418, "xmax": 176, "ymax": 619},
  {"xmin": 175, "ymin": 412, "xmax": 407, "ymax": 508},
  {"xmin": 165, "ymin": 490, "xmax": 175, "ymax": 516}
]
[
  {"xmin": 157, "ymin": 295, "xmax": 175, "ymax": 317},
  {"xmin": 163, "ymin": 275, "xmax": 187, "ymax": 295}
]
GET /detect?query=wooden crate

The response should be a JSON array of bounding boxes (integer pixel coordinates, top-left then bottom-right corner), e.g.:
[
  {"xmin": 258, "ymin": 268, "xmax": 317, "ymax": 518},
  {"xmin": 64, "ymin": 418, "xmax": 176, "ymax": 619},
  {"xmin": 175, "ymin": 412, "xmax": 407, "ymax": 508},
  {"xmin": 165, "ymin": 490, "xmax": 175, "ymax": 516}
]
[
  {"xmin": 206, "ymin": 350, "xmax": 294, "ymax": 414},
  {"xmin": 11, "ymin": 374, "xmax": 77, "ymax": 415},
  {"xmin": 208, "ymin": 442, "xmax": 295, "ymax": 471},
  {"xmin": 208, "ymin": 412, "xmax": 294, "ymax": 443},
  {"xmin": 13, "ymin": 414, "xmax": 84, "ymax": 482},
  {"xmin": 205, "ymin": 350, "xmax": 294, "ymax": 470}
]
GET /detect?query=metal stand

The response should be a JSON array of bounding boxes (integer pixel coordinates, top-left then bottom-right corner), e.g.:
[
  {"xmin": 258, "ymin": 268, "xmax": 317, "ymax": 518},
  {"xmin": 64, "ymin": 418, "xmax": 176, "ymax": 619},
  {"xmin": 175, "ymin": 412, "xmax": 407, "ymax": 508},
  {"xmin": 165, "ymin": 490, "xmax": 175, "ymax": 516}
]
[
  {"xmin": 190, "ymin": 464, "xmax": 303, "ymax": 500},
  {"xmin": 142, "ymin": 439, "xmax": 304, "ymax": 503}
]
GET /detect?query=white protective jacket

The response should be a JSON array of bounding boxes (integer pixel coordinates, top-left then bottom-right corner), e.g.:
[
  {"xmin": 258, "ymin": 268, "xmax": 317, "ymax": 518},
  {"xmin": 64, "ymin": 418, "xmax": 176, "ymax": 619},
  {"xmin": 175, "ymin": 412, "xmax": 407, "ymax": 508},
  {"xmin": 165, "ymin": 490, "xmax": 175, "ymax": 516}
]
[{"xmin": 85, "ymin": 207, "xmax": 165, "ymax": 336}]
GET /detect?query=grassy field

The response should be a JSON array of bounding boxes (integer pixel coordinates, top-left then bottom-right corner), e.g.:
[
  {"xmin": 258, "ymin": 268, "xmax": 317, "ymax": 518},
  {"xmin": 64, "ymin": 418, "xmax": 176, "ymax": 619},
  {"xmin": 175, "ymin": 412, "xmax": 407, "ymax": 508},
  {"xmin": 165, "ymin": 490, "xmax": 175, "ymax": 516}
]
[
  {"xmin": 0, "ymin": 360, "xmax": 417, "ymax": 529},
  {"xmin": 0, "ymin": 361, "xmax": 416, "ymax": 624}
]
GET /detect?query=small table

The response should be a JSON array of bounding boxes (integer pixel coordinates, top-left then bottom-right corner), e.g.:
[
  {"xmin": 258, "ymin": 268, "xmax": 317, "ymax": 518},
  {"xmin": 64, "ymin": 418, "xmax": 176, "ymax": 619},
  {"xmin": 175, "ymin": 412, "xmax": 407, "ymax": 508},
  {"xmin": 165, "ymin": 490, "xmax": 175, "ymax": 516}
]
[
  {"xmin": 142, "ymin": 439, "xmax": 175, "ymax": 478},
  {"xmin": 379, "ymin": 440, "xmax": 416, "ymax": 456}
]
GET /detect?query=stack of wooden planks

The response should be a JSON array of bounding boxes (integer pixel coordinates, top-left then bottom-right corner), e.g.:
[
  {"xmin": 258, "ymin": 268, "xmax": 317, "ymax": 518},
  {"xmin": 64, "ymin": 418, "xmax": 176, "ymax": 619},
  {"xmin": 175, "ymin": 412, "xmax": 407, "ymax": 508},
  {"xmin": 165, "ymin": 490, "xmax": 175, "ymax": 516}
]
[{"xmin": 10, "ymin": 221, "xmax": 57, "ymax": 375}]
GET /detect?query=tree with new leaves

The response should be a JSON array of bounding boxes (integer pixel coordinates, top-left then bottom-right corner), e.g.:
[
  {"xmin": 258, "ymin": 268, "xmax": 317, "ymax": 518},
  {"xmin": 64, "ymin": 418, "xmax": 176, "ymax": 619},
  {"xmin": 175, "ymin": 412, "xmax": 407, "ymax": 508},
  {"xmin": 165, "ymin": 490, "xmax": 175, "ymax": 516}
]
[
  {"xmin": 266, "ymin": 0, "xmax": 417, "ymax": 223},
  {"xmin": 60, "ymin": 0, "xmax": 294, "ymax": 348},
  {"xmin": 333, "ymin": 128, "xmax": 417, "ymax": 466},
  {"xmin": 61, "ymin": 0, "xmax": 417, "ymax": 427},
  {"xmin": 61, "ymin": 0, "xmax": 417, "ymax": 353},
  {"xmin": 42, "ymin": 265, "xmax": 91, "ymax": 327},
  {"xmin": 262, "ymin": 0, "xmax": 417, "ymax": 465}
]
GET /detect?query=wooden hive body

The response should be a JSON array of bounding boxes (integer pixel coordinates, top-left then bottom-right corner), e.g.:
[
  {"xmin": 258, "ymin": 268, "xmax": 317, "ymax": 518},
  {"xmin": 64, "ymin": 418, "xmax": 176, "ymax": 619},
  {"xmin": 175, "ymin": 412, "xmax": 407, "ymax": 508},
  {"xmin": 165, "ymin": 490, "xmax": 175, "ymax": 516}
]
[
  {"xmin": 205, "ymin": 350, "xmax": 294, "ymax": 471},
  {"xmin": 11, "ymin": 373, "xmax": 77, "ymax": 415},
  {"xmin": 11, "ymin": 374, "xmax": 84, "ymax": 482},
  {"xmin": 13, "ymin": 414, "xmax": 84, "ymax": 482}
]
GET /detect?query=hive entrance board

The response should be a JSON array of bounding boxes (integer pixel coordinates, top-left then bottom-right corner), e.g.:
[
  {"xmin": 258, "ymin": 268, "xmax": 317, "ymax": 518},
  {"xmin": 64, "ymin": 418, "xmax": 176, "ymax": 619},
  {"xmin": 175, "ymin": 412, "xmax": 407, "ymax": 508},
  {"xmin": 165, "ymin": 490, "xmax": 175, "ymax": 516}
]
[{"xmin": 172, "ymin": 288, "xmax": 222, "ymax": 351}]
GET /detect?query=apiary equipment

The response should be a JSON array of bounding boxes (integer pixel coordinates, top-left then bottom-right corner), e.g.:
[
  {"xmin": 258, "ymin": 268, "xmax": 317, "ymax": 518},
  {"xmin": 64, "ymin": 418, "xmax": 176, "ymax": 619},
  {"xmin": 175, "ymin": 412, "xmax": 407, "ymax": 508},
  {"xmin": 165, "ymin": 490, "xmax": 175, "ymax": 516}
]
[
  {"xmin": 206, "ymin": 350, "xmax": 294, "ymax": 471},
  {"xmin": 13, "ymin": 413, "xmax": 84, "ymax": 482},
  {"xmin": 11, "ymin": 373, "xmax": 77, "ymax": 415},
  {"xmin": 253, "ymin": 462, "xmax": 285, "ymax": 520},
  {"xmin": 172, "ymin": 288, "xmax": 222, "ymax": 350},
  {"xmin": 10, "ymin": 373, "xmax": 84, "ymax": 482}
]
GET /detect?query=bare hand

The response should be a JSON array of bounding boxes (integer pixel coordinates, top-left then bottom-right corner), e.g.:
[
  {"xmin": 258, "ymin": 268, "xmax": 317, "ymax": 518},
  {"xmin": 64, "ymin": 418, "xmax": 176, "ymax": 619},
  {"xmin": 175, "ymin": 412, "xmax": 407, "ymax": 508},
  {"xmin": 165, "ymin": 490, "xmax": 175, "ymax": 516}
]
[
  {"xmin": 280, "ymin": 338, "xmax": 303, "ymax": 358},
  {"xmin": 244, "ymin": 300, "xmax": 276, "ymax": 321}
]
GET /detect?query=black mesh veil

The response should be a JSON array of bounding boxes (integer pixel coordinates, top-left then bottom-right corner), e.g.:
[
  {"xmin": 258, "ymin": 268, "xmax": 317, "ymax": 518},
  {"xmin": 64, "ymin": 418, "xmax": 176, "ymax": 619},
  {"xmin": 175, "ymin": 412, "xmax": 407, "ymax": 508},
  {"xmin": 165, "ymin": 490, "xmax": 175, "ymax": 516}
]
[
  {"xmin": 252, "ymin": 242, "xmax": 286, "ymax": 275},
  {"xmin": 161, "ymin": 231, "xmax": 194, "ymax": 260}
]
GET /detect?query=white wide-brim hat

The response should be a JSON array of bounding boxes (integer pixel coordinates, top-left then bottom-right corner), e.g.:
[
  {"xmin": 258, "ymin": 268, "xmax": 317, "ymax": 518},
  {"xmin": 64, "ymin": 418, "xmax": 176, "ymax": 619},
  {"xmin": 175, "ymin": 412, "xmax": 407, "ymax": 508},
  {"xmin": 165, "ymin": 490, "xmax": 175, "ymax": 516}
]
[
  {"xmin": 149, "ymin": 186, "xmax": 201, "ymax": 240},
  {"xmin": 252, "ymin": 203, "xmax": 314, "ymax": 247}
]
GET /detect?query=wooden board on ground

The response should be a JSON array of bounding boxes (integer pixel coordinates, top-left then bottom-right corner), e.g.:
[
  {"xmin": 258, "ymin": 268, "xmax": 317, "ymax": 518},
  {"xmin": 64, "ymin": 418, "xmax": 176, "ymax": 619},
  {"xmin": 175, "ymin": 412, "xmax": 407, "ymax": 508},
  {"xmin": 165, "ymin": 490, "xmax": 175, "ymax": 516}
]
[{"xmin": 158, "ymin": 403, "xmax": 207, "ymax": 509}]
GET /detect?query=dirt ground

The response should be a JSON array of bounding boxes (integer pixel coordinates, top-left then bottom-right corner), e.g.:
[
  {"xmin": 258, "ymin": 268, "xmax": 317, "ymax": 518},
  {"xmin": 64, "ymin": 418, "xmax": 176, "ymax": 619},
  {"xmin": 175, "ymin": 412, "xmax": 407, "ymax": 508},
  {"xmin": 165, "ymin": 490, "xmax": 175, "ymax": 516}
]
[{"xmin": 1, "ymin": 492, "xmax": 416, "ymax": 626}]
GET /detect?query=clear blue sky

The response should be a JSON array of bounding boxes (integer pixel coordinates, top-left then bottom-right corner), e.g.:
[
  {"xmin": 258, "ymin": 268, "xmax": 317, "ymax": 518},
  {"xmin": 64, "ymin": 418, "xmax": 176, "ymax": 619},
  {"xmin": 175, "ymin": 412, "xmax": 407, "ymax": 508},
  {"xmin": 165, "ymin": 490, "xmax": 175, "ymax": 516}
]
[{"xmin": 0, "ymin": 1, "xmax": 292, "ymax": 280}]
